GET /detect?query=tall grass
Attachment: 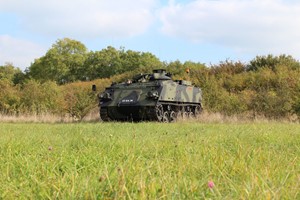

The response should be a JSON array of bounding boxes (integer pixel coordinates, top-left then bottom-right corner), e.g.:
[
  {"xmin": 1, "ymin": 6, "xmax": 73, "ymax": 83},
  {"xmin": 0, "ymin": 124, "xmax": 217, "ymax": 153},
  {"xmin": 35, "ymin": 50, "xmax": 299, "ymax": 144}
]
[
  {"xmin": 1, "ymin": 110, "xmax": 299, "ymax": 123},
  {"xmin": 0, "ymin": 122, "xmax": 299, "ymax": 199},
  {"xmin": 0, "ymin": 108, "xmax": 100, "ymax": 123}
]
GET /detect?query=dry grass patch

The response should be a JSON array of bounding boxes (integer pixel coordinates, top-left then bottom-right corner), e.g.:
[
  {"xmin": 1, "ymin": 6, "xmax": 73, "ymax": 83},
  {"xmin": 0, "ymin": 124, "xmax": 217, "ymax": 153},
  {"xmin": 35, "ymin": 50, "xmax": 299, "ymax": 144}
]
[
  {"xmin": 0, "ymin": 113, "xmax": 75, "ymax": 123},
  {"xmin": 0, "ymin": 110, "xmax": 299, "ymax": 123}
]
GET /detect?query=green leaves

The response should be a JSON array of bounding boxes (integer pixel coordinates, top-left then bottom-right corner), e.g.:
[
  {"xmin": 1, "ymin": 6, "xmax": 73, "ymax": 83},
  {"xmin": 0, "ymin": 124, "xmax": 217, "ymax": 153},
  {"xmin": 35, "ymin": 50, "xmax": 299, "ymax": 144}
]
[
  {"xmin": 28, "ymin": 38, "xmax": 88, "ymax": 83},
  {"xmin": 248, "ymin": 54, "xmax": 300, "ymax": 71},
  {"xmin": 83, "ymin": 47, "xmax": 162, "ymax": 80},
  {"xmin": 27, "ymin": 40, "xmax": 162, "ymax": 84}
]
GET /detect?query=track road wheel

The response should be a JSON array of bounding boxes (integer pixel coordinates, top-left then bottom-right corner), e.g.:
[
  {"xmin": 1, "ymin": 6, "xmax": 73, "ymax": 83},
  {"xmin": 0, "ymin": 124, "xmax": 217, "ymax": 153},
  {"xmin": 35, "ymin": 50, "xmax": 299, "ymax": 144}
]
[
  {"xmin": 170, "ymin": 111, "xmax": 177, "ymax": 122},
  {"xmin": 188, "ymin": 111, "xmax": 195, "ymax": 119},
  {"xmin": 176, "ymin": 111, "xmax": 182, "ymax": 119},
  {"xmin": 162, "ymin": 112, "xmax": 169, "ymax": 123},
  {"xmin": 155, "ymin": 104, "xmax": 164, "ymax": 122},
  {"xmin": 182, "ymin": 111, "xmax": 188, "ymax": 120}
]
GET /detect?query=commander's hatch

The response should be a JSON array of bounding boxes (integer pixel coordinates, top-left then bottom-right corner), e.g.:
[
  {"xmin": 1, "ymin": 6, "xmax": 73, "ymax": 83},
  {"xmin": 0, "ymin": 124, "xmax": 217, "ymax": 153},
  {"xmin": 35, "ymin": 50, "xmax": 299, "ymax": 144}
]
[
  {"xmin": 152, "ymin": 69, "xmax": 172, "ymax": 80},
  {"xmin": 175, "ymin": 80, "xmax": 192, "ymax": 86}
]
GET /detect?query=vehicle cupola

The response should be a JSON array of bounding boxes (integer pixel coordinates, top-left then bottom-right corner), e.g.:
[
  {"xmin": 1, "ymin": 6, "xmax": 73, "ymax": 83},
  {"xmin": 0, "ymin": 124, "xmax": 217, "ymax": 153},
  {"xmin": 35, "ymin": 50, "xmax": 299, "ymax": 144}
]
[{"xmin": 152, "ymin": 69, "xmax": 172, "ymax": 80}]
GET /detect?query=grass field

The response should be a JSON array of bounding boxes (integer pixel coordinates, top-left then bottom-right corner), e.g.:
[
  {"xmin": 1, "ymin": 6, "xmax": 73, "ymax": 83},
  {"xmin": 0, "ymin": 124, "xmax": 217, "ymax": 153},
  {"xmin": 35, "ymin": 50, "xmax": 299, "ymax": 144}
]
[{"xmin": 0, "ymin": 122, "xmax": 299, "ymax": 199}]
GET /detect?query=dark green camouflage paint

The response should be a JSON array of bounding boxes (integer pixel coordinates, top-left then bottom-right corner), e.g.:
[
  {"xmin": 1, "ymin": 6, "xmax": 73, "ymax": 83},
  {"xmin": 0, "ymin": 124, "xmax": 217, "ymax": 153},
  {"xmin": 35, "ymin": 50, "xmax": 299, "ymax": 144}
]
[{"xmin": 97, "ymin": 69, "xmax": 202, "ymax": 121}]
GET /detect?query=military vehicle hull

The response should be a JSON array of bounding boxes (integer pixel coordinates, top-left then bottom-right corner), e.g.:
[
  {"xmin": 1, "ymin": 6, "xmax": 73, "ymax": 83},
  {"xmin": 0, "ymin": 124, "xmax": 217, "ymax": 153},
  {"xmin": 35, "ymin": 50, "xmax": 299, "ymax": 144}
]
[{"xmin": 96, "ymin": 69, "xmax": 202, "ymax": 122}]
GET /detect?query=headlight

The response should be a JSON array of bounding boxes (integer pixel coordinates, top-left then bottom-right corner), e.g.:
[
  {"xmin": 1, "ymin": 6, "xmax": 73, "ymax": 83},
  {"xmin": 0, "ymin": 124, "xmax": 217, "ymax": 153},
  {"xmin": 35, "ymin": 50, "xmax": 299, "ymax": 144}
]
[
  {"xmin": 99, "ymin": 92, "xmax": 112, "ymax": 101},
  {"xmin": 147, "ymin": 91, "xmax": 159, "ymax": 99}
]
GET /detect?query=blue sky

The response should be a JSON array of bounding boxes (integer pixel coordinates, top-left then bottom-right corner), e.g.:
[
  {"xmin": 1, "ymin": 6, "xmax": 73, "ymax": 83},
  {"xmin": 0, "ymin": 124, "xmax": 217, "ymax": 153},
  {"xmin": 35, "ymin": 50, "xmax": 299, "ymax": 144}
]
[{"xmin": 1, "ymin": 0, "xmax": 300, "ymax": 70}]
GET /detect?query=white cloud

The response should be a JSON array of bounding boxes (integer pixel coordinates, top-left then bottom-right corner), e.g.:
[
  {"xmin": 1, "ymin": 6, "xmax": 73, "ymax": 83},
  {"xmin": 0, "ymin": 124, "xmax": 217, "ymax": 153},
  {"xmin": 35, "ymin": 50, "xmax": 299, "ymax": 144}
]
[
  {"xmin": 0, "ymin": 35, "xmax": 46, "ymax": 69},
  {"xmin": 0, "ymin": 0, "xmax": 158, "ymax": 39},
  {"xmin": 159, "ymin": 0, "xmax": 300, "ymax": 56}
]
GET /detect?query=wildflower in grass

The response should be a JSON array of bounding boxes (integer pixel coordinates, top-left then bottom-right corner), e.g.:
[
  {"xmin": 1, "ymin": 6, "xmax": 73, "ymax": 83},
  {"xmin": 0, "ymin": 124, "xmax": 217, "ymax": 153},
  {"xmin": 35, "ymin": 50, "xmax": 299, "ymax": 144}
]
[{"xmin": 208, "ymin": 181, "xmax": 215, "ymax": 189}]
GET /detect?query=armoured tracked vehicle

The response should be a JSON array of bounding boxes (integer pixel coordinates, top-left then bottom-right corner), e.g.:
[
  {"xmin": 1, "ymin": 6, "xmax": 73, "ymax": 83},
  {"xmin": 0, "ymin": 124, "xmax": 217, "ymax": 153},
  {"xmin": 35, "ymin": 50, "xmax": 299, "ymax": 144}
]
[{"xmin": 93, "ymin": 69, "xmax": 202, "ymax": 122}]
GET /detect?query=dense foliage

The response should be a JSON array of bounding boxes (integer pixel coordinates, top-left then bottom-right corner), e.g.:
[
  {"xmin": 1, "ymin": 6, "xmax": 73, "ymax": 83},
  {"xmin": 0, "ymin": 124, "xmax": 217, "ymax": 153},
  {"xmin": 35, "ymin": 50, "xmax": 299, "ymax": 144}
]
[
  {"xmin": 1, "ymin": 38, "xmax": 299, "ymax": 120},
  {"xmin": 28, "ymin": 38, "xmax": 162, "ymax": 83}
]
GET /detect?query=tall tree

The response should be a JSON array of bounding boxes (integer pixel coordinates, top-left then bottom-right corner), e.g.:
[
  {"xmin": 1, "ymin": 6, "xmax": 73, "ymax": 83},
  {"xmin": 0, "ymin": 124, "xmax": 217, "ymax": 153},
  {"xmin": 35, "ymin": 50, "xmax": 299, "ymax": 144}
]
[
  {"xmin": 83, "ymin": 47, "xmax": 162, "ymax": 80},
  {"xmin": 83, "ymin": 46, "xmax": 122, "ymax": 80},
  {"xmin": 28, "ymin": 38, "xmax": 88, "ymax": 84},
  {"xmin": 119, "ymin": 50, "xmax": 162, "ymax": 73}
]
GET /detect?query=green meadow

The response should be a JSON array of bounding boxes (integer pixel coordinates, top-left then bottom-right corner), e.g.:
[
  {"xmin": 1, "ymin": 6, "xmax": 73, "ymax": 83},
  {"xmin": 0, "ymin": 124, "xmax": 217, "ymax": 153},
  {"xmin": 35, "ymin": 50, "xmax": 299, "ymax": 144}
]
[{"xmin": 0, "ymin": 122, "xmax": 299, "ymax": 199}]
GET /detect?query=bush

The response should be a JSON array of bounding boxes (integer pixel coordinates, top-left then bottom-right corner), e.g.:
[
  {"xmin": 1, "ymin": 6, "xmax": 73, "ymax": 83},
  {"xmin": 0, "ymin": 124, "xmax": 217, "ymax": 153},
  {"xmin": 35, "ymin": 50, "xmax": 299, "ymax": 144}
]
[
  {"xmin": 0, "ymin": 80, "xmax": 20, "ymax": 114},
  {"xmin": 20, "ymin": 80, "xmax": 64, "ymax": 115}
]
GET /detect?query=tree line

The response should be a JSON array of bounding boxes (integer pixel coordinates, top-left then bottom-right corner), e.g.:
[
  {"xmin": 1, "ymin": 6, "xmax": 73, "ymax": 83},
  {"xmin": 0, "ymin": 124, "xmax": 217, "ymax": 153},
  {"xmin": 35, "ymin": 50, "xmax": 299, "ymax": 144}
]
[{"xmin": 1, "ymin": 38, "xmax": 300, "ymax": 120}]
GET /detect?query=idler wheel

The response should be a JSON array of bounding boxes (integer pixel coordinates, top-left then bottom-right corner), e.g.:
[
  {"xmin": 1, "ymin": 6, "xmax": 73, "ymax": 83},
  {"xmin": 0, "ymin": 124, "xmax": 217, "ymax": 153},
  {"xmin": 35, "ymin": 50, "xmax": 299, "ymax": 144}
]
[
  {"xmin": 194, "ymin": 105, "xmax": 202, "ymax": 117},
  {"xmin": 100, "ymin": 108, "xmax": 111, "ymax": 122}
]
